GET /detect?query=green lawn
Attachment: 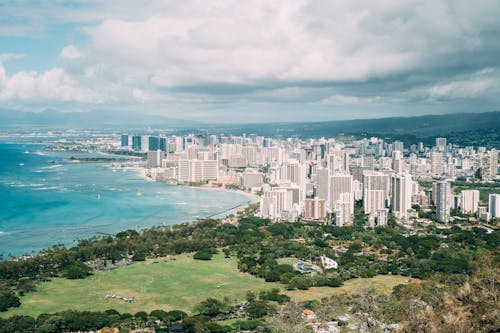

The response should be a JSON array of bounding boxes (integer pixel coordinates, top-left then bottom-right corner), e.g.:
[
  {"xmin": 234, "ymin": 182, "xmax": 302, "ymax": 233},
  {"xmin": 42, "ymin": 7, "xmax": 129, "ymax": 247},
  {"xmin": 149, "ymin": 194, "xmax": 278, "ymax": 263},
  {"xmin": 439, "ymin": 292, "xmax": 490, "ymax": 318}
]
[
  {"xmin": 3, "ymin": 254, "xmax": 417, "ymax": 319},
  {"xmin": 3, "ymin": 253, "xmax": 279, "ymax": 318},
  {"xmin": 284, "ymin": 275, "xmax": 418, "ymax": 302}
]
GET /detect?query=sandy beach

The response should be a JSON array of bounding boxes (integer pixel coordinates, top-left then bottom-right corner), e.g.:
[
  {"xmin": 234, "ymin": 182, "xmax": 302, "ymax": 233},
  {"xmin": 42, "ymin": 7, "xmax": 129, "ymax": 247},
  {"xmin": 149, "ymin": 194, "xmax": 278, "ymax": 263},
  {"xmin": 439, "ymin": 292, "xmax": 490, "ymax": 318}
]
[{"xmin": 135, "ymin": 167, "xmax": 260, "ymax": 214}]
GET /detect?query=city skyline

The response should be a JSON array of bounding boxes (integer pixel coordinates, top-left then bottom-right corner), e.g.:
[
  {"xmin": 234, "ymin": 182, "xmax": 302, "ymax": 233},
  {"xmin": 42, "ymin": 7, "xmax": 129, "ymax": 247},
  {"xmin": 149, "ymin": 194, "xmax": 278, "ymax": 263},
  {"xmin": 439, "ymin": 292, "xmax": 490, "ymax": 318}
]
[{"xmin": 1, "ymin": 0, "xmax": 500, "ymax": 122}]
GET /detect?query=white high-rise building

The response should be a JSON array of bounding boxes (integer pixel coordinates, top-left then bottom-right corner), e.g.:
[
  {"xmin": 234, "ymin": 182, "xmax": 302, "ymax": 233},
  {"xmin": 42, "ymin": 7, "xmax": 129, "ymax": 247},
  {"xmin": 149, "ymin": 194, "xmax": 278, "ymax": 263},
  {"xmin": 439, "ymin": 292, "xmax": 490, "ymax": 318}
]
[
  {"xmin": 363, "ymin": 170, "xmax": 390, "ymax": 201},
  {"xmin": 436, "ymin": 181, "xmax": 451, "ymax": 223},
  {"xmin": 364, "ymin": 190, "xmax": 385, "ymax": 215},
  {"xmin": 435, "ymin": 137, "xmax": 447, "ymax": 152},
  {"xmin": 329, "ymin": 174, "xmax": 353, "ymax": 212},
  {"xmin": 315, "ymin": 168, "xmax": 329, "ymax": 201},
  {"xmin": 488, "ymin": 194, "xmax": 500, "ymax": 219},
  {"xmin": 177, "ymin": 159, "xmax": 218, "ymax": 183},
  {"xmin": 304, "ymin": 197, "xmax": 327, "ymax": 220},
  {"xmin": 460, "ymin": 190, "xmax": 480, "ymax": 214},
  {"xmin": 332, "ymin": 198, "xmax": 352, "ymax": 227},
  {"xmin": 147, "ymin": 150, "xmax": 165, "ymax": 168},
  {"xmin": 391, "ymin": 173, "xmax": 412, "ymax": 219},
  {"xmin": 431, "ymin": 152, "xmax": 443, "ymax": 176},
  {"xmin": 392, "ymin": 151, "xmax": 404, "ymax": 173}
]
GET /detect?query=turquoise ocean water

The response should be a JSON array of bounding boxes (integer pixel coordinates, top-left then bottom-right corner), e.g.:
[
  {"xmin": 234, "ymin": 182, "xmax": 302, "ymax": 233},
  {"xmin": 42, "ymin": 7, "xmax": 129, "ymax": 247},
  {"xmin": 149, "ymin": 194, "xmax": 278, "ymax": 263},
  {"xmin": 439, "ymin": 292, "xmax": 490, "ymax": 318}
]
[{"xmin": 0, "ymin": 141, "xmax": 249, "ymax": 257}]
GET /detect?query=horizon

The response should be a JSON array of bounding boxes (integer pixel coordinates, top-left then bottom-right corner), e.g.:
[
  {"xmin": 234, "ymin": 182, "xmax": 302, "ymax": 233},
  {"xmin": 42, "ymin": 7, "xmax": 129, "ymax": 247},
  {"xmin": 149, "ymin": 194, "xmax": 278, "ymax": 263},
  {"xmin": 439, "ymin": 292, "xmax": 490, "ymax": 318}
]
[{"xmin": 1, "ymin": 1, "xmax": 500, "ymax": 122}]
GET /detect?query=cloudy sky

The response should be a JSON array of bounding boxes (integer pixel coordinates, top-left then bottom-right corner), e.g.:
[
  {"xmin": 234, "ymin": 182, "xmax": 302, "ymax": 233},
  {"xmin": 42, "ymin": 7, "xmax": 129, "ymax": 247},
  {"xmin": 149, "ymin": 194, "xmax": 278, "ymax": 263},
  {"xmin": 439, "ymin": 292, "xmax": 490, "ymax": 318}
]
[{"xmin": 1, "ymin": 0, "xmax": 499, "ymax": 123}]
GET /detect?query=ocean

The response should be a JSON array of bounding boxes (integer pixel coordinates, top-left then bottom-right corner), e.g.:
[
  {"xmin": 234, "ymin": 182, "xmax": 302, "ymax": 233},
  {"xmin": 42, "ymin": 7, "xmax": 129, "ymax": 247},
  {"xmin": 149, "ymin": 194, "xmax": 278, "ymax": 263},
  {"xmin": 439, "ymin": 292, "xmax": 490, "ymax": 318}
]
[{"xmin": 0, "ymin": 140, "xmax": 250, "ymax": 257}]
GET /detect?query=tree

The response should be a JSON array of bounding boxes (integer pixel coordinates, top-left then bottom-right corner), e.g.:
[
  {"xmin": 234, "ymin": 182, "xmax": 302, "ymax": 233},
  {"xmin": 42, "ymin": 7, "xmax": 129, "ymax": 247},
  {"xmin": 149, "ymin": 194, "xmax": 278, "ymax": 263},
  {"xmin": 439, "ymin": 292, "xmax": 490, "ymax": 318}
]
[
  {"xmin": 195, "ymin": 298, "xmax": 230, "ymax": 317},
  {"xmin": 193, "ymin": 249, "xmax": 213, "ymax": 260},
  {"xmin": 60, "ymin": 261, "xmax": 92, "ymax": 279},
  {"xmin": 246, "ymin": 300, "xmax": 274, "ymax": 319},
  {"xmin": 0, "ymin": 292, "xmax": 20, "ymax": 312}
]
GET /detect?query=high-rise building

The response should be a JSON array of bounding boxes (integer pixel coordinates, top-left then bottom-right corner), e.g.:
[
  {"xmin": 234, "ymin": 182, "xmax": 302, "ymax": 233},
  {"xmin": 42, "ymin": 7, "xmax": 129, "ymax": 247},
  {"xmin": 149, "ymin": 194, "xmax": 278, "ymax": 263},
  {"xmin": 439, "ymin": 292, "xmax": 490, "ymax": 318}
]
[
  {"xmin": 132, "ymin": 135, "xmax": 142, "ymax": 151},
  {"xmin": 460, "ymin": 190, "xmax": 479, "ymax": 214},
  {"xmin": 121, "ymin": 134, "xmax": 130, "ymax": 147},
  {"xmin": 436, "ymin": 181, "xmax": 451, "ymax": 223},
  {"xmin": 376, "ymin": 208, "xmax": 389, "ymax": 227},
  {"xmin": 391, "ymin": 173, "xmax": 412, "ymax": 219},
  {"xmin": 363, "ymin": 170, "xmax": 390, "ymax": 201},
  {"xmin": 435, "ymin": 137, "xmax": 447, "ymax": 152},
  {"xmin": 364, "ymin": 190, "xmax": 385, "ymax": 215},
  {"xmin": 141, "ymin": 135, "xmax": 150, "ymax": 152},
  {"xmin": 480, "ymin": 149, "xmax": 498, "ymax": 180},
  {"xmin": 304, "ymin": 197, "xmax": 327, "ymax": 220},
  {"xmin": 332, "ymin": 199, "xmax": 352, "ymax": 227},
  {"xmin": 147, "ymin": 150, "xmax": 165, "ymax": 168},
  {"xmin": 329, "ymin": 174, "xmax": 353, "ymax": 211},
  {"xmin": 392, "ymin": 151, "xmax": 404, "ymax": 173},
  {"xmin": 177, "ymin": 159, "xmax": 218, "ymax": 183},
  {"xmin": 488, "ymin": 194, "xmax": 500, "ymax": 219},
  {"xmin": 393, "ymin": 141, "xmax": 404, "ymax": 153},
  {"xmin": 315, "ymin": 168, "xmax": 329, "ymax": 201},
  {"xmin": 431, "ymin": 152, "xmax": 443, "ymax": 176},
  {"xmin": 148, "ymin": 136, "xmax": 160, "ymax": 151}
]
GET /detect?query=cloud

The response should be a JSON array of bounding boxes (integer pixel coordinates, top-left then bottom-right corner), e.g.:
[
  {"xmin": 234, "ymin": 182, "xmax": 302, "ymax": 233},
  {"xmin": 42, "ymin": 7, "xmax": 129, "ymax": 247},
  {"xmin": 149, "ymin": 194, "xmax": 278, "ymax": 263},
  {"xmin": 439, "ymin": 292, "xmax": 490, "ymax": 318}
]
[
  {"xmin": 0, "ymin": 66, "xmax": 103, "ymax": 103},
  {"xmin": 0, "ymin": 53, "xmax": 25, "ymax": 64},
  {"xmin": 1, "ymin": 0, "xmax": 500, "ymax": 120},
  {"xmin": 60, "ymin": 45, "xmax": 84, "ymax": 60},
  {"xmin": 428, "ymin": 69, "xmax": 500, "ymax": 100}
]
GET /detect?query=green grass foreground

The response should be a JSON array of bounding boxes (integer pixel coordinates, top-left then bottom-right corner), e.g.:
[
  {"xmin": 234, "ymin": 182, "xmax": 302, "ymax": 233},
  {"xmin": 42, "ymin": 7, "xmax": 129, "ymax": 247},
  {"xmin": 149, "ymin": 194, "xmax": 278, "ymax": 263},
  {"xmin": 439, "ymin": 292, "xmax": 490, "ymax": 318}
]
[{"xmin": 3, "ymin": 253, "xmax": 415, "ymax": 318}]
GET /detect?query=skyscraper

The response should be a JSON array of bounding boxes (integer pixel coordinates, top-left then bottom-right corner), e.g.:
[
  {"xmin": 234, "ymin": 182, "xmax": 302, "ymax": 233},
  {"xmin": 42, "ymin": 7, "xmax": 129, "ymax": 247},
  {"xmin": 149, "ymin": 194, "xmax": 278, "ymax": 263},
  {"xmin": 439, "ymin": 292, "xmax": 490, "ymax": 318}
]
[
  {"xmin": 431, "ymin": 152, "xmax": 443, "ymax": 176},
  {"xmin": 329, "ymin": 173, "xmax": 353, "ymax": 212},
  {"xmin": 121, "ymin": 134, "xmax": 130, "ymax": 147},
  {"xmin": 435, "ymin": 137, "xmax": 447, "ymax": 152},
  {"xmin": 391, "ymin": 173, "xmax": 412, "ymax": 219},
  {"xmin": 489, "ymin": 194, "xmax": 500, "ymax": 219},
  {"xmin": 460, "ymin": 190, "xmax": 479, "ymax": 214},
  {"xmin": 436, "ymin": 181, "xmax": 451, "ymax": 223}
]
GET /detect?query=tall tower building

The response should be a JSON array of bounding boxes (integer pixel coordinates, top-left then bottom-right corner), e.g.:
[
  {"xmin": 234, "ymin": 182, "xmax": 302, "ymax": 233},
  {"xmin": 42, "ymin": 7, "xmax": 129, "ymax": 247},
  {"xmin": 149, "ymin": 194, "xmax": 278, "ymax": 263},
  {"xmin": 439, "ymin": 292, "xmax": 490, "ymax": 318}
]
[
  {"xmin": 315, "ymin": 168, "xmax": 329, "ymax": 201},
  {"xmin": 391, "ymin": 173, "xmax": 412, "ymax": 219},
  {"xmin": 489, "ymin": 194, "xmax": 500, "ymax": 219},
  {"xmin": 329, "ymin": 174, "xmax": 353, "ymax": 212},
  {"xmin": 431, "ymin": 152, "xmax": 443, "ymax": 176},
  {"xmin": 460, "ymin": 190, "xmax": 479, "ymax": 214},
  {"xmin": 436, "ymin": 181, "xmax": 451, "ymax": 223},
  {"xmin": 435, "ymin": 137, "xmax": 447, "ymax": 152}
]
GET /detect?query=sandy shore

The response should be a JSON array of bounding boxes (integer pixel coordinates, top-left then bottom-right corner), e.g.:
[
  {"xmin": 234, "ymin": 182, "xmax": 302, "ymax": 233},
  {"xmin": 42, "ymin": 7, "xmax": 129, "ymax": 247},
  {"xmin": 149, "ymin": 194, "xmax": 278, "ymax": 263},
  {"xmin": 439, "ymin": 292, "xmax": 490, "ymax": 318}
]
[{"xmin": 136, "ymin": 166, "xmax": 260, "ymax": 203}]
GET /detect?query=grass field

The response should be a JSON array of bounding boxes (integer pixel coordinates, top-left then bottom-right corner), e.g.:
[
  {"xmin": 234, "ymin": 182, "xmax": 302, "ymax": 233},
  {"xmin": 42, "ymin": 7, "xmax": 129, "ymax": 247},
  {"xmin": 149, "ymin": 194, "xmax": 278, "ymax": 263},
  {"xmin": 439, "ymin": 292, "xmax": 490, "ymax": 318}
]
[
  {"xmin": 3, "ymin": 254, "xmax": 416, "ymax": 318},
  {"xmin": 283, "ymin": 275, "xmax": 418, "ymax": 302}
]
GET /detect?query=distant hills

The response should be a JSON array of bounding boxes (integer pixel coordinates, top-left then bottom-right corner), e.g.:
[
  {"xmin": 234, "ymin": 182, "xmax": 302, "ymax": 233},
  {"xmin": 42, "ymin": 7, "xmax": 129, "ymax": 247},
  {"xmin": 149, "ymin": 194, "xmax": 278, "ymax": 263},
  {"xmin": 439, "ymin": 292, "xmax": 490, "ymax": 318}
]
[
  {"xmin": 0, "ymin": 108, "xmax": 202, "ymax": 129},
  {"xmin": 1, "ymin": 109, "xmax": 499, "ymax": 139},
  {"xmin": 205, "ymin": 111, "xmax": 500, "ymax": 138}
]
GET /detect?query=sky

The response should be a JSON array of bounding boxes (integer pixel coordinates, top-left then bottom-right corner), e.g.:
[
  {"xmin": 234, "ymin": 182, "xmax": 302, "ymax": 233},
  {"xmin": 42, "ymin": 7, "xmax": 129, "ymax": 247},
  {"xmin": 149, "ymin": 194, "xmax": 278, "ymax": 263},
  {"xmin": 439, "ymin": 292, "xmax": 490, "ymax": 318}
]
[{"xmin": 0, "ymin": 0, "xmax": 499, "ymax": 123}]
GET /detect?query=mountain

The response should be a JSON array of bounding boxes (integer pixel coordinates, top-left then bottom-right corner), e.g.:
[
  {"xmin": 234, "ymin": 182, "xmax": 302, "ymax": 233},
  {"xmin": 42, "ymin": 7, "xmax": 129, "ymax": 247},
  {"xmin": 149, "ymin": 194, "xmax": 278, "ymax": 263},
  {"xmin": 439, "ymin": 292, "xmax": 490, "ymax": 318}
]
[
  {"xmin": 201, "ymin": 111, "xmax": 500, "ymax": 138},
  {"xmin": 0, "ymin": 109, "xmax": 203, "ymax": 129}
]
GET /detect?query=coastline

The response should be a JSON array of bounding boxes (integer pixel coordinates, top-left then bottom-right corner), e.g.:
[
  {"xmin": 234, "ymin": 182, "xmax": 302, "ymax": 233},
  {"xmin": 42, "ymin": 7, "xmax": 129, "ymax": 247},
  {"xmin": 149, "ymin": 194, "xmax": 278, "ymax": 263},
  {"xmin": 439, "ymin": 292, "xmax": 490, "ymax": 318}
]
[{"xmin": 137, "ymin": 167, "xmax": 260, "ymax": 213}]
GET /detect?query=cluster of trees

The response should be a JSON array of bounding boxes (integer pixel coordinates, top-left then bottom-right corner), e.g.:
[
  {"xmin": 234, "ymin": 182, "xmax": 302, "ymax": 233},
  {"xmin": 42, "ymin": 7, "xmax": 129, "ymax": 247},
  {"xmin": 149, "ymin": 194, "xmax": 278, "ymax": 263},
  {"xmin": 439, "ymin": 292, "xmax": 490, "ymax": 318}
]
[
  {"xmin": 262, "ymin": 250, "xmax": 499, "ymax": 333},
  {"xmin": 1, "ymin": 211, "xmax": 498, "ymax": 314},
  {"xmin": 0, "ymin": 309, "xmax": 189, "ymax": 333}
]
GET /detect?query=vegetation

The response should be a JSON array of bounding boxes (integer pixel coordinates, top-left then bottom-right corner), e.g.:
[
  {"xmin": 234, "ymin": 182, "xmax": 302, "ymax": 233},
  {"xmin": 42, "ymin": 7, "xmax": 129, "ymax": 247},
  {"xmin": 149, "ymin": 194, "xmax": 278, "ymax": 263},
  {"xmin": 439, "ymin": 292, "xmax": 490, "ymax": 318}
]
[{"xmin": 0, "ymin": 205, "xmax": 498, "ymax": 331}]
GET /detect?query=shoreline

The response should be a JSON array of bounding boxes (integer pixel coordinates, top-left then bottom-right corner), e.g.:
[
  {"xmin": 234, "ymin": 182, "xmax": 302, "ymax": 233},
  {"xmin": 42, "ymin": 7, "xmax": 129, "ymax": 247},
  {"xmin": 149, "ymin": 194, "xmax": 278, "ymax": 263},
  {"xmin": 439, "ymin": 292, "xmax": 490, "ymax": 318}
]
[{"xmin": 136, "ymin": 167, "xmax": 260, "ymax": 213}]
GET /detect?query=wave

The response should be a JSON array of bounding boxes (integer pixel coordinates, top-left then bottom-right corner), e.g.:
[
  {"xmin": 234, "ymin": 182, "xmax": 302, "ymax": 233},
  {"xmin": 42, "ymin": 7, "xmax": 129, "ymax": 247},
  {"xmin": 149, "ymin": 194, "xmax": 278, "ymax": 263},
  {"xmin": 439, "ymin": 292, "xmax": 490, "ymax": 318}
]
[
  {"xmin": 40, "ymin": 164, "xmax": 62, "ymax": 169},
  {"xmin": 35, "ymin": 151, "xmax": 47, "ymax": 156},
  {"xmin": 32, "ymin": 186, "xmax": 63, "ymax": 191},
  {"xmin": 175, "ymin": 202, "xmax": 187, "ymax": 205}
]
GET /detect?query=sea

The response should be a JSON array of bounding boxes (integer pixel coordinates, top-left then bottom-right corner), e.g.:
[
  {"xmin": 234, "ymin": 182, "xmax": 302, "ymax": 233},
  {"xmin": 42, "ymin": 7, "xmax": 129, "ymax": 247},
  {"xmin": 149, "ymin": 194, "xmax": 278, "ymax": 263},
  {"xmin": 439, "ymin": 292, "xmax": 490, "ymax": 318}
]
[{"xmin": 0, "ymin": 139, "xmax": 250, "ymax": 257}]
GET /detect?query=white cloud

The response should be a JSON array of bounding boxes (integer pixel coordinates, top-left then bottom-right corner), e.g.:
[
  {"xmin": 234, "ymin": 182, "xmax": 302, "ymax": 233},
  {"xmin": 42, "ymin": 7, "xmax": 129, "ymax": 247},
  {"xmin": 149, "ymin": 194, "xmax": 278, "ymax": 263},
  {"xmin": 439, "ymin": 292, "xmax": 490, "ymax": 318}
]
[
  {"xmin": 428, "ymin": 69, "xmax": 500, "ymax": 100},
  {"xmin": 1, "ymin": 0, "xmax": 500, "ymax": 119},
  {"xmin": 61, "ymin": 45, "xmax": 84, "ymax": 60},
  {"xmin": 0, "ymin": 66, "xmax": 103, "ymax": 103},
  {"xmin": 0, "ymin": 53, "xmax": 25, "ymax": 63}
]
